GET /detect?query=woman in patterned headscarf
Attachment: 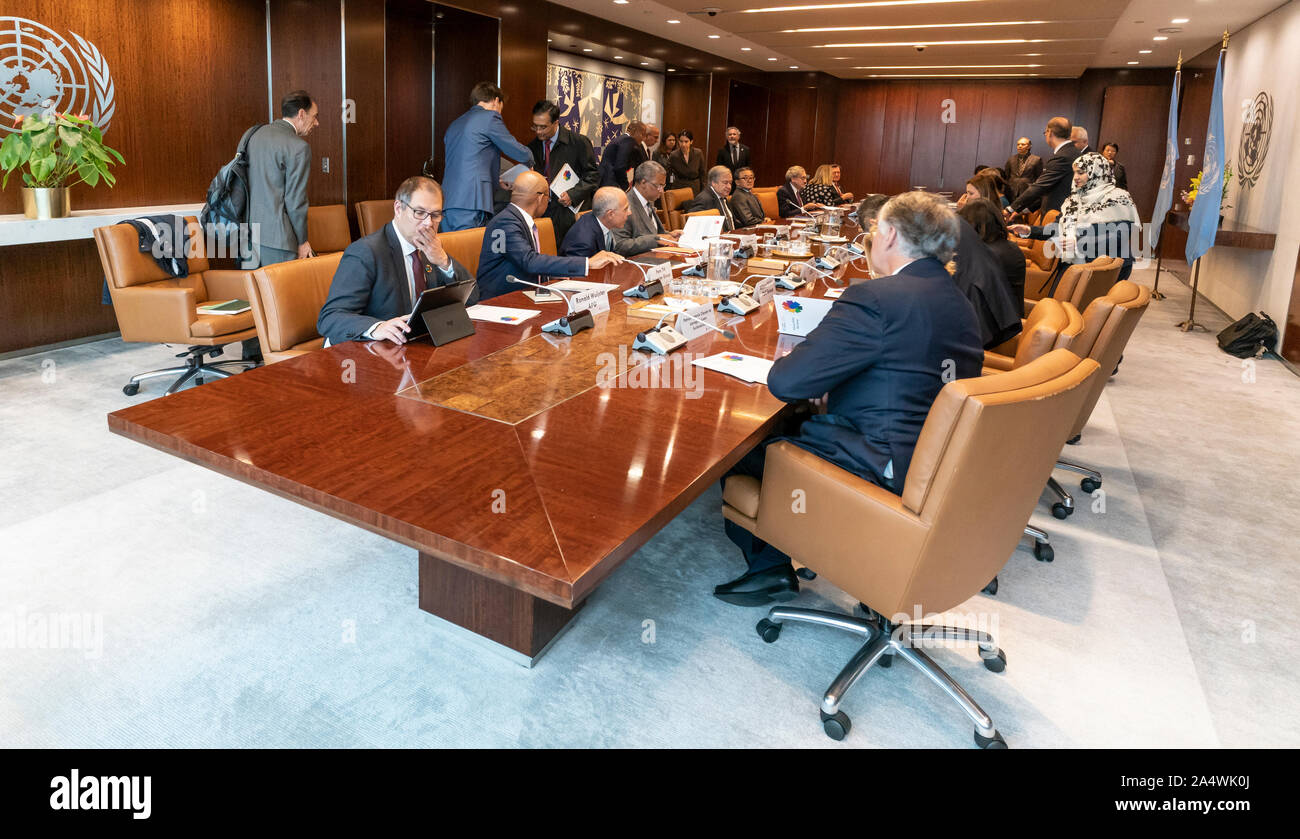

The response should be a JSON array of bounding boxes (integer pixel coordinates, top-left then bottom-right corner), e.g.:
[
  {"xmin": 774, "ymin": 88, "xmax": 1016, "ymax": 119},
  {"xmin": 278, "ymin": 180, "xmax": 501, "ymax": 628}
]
[{"xmin": 1010, "ymin": 152, "xmax": 1140, "ymax": 287}]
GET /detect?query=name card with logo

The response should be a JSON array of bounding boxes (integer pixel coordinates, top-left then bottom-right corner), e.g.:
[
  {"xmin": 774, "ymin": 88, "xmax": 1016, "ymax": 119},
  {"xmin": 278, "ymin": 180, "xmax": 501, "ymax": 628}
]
[
  {"xmin": 675, "ymin": 302, "xmax": 717, "ymax": 341},
  {"xmin": 753, "ymin": 276, "xmax": 777, "ymax": 305},
  {"xmin": 572, "ymin": 288, "xmax": 610, "ymax": 314}
]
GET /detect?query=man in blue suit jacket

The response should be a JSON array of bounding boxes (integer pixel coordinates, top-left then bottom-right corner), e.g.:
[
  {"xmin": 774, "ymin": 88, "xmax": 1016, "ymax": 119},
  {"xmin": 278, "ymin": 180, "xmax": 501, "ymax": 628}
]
[
  {"xmin": 476, "ymin": 171, "xmax": 623, "ymax": 300},
  {"xmin": 560, "ymin": 187, "xmax": 631, "ymax": 257},
  {"xmin": 441, "ymin": 82, "xmax": 535, "ymax": 232},
  {"xmin": 598, "ymin": 121, "xmax": 647, "ymax": 190},
  {"xmin": 318, "ymin": 176, "xmax": 475, "ymax": 345},
  {"xmin": 713, "ymin": 191, "xmax": 985, "ymax": 606}
]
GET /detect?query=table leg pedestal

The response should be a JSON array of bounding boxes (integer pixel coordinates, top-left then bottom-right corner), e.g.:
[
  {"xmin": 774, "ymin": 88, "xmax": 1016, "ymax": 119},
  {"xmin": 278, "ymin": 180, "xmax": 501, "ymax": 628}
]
[{"xmin": 418, "ymin": 551, "xmax": 583, "ymax": 665}]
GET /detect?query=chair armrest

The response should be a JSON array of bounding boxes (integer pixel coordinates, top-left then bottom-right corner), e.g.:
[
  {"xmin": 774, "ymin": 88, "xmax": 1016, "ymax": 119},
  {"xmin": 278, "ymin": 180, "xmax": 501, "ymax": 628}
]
[
  {"xmin": 112, "ymin": 284, "xmax": 198, "ymax": 343},
  {"xmin": 203, "ymin": 269, "xmax": 254, "ymax": 303},
  {"xmin": 755, "ymin": 441, "xmax": 929, "ymax": 609},
  {"xmin": 982, "ymin": 352, "xmax": 1015, "ymax": 372}
]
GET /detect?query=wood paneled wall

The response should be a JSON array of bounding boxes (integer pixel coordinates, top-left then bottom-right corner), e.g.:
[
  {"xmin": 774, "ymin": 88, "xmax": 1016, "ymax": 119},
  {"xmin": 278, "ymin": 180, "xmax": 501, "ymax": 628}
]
[
  {"xmin": 430, "ymin": 4, "xmax": 500, "ymax": 184},
  {"xmin": 0, "ymin": 0, "xmax": 267, "ymax": 216}
]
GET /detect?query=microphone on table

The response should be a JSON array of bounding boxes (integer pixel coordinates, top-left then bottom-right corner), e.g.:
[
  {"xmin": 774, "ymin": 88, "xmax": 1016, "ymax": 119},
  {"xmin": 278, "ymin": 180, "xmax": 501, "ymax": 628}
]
[
  {"xmin": 623, "ymin": 260, "xmax": 665, "ymax": 299},
  {"xmin": 633, "ymin": 307, "xmax": 735, "ymax": 355},
  {"xmin": 507, "ymin": 275, "xmax": 595, "ymax": 336},
  {"xmin": 716, "ymin": 273, "xmax": 770, "ymax": 316}
]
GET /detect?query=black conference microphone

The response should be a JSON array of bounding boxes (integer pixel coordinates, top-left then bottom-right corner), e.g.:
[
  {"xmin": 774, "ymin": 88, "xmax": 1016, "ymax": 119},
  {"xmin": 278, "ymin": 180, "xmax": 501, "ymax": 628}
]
[
  {"xmin": 507, "ymin": 275, "xmax": 595, "ymax": 336},
  {"xmin": 633, "ymin": 307, "xmax": 735, "ymax": 355},
  {"xmin": 623, "ymin": 260, "xmax": 665, "ymax": 299}
]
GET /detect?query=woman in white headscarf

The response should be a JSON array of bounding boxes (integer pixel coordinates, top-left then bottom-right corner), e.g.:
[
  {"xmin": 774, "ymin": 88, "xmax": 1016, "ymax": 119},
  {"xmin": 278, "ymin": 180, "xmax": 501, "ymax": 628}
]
[{"xmin": 1010, "ymin": 152, "xmax": 1141, "ymax": 290}]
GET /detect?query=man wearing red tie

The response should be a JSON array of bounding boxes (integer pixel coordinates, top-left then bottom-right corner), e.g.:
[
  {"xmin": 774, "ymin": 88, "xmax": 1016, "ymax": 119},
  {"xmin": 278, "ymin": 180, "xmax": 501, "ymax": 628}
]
[
  {"xmin": 317, "ymin": 176, "xmax": 476, "ymax": 345},
  {"xmin": 528, "ymin": 99, "xmax": 600, "ymax": 246}
]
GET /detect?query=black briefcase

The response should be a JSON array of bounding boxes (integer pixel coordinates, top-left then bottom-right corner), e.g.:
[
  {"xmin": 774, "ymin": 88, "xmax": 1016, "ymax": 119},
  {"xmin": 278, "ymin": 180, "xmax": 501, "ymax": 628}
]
[{"xmin": 1216, "ymin": 312, "xmax": 1278, "ymax": 358}]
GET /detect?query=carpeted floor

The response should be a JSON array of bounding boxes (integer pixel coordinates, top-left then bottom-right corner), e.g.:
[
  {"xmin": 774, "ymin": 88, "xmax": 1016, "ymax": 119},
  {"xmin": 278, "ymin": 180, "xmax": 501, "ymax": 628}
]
[{"xmin": 1, "ymin": 261, "xmax": 1296, "ymax": 748}]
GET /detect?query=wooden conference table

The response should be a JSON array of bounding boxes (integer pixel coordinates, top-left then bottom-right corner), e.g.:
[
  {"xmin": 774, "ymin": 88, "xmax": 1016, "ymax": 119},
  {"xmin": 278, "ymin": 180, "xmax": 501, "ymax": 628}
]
[{"xmin": 107, "ymin": 223, "xmax": 862, "ymax": 664}]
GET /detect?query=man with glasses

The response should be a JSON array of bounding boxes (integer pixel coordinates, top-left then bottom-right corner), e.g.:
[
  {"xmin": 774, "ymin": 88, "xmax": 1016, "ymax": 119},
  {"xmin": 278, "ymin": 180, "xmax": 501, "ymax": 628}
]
[
  {"xmin": 728, "ymin": 166, "xmax": 769, "ymax": 228},
  {"xmin": 777, "ymin": 165, "xmax": 826, "ymax": 218},
  {"xmin": 318, "ymin": 176, "xmax": 475, "ymax": 345},
  {"xmin": 1007, "ymin": 116, "xmax": 1080, "ymax": 219},
  {"xmin": 527, "ymin": 99, "xmax": 599, "ymax": 246},
  {"xmin": 612, "ymin": 160, "xmax": 680, "ymax": 256},
  {"xmin": 476, "ymin": 171, "xmax": 623, "ymax": 300}
]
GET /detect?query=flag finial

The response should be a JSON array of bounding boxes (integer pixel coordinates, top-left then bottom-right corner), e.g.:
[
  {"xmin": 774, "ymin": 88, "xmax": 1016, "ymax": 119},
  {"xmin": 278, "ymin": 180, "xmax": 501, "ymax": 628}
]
[
  {"xmin": 1222, "ymin": 29, "xmax": 1230, "ymax": 50},
  {"xmin": 1176, "ymin": 50, "xmax": 1183, "ymax": 71}
]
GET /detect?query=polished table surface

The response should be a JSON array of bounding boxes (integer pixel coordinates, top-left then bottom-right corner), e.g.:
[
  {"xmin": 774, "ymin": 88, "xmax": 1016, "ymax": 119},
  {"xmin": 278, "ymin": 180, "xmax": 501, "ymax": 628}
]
[{"xmin": 107, "ymin": 223, "xmax": 862, "ymax": 660}]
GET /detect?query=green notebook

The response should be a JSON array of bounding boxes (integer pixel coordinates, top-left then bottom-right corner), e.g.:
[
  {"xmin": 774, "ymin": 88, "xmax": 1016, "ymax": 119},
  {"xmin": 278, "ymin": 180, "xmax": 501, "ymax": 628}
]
[{"xmin": 198, "ymin": 299, "xmax": 251, "ymax": 315}]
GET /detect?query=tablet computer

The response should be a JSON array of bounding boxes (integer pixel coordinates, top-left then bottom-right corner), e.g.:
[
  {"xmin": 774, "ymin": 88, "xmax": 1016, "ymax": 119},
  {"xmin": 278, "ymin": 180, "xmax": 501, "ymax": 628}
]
[{"xmin": 407, "ymin": 281, "xmax": 478, "ymax": 342}]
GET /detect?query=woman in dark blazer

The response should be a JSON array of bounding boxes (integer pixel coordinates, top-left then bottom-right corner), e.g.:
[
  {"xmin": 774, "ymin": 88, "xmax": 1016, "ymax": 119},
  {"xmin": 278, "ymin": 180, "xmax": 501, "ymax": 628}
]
[
  {"xmin": 653, "ymin": 133, "xmax": 676, "ymax": 169},
  {"xmin": 665, "ymin": 130, "xmax": 706, "ymax": 195},
  {"xmin": 959, "ymin": 198, "xmax": 1026, "ymax": 315}
]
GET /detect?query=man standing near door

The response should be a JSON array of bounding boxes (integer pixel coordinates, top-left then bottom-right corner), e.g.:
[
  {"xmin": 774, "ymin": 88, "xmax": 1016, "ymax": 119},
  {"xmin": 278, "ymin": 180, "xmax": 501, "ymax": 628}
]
[
  {"xmin": 528, "ymin": 99, "xmax": 599, "ymax": 247},
  {"xmin": 715, "ymin": 126, "xmax": 751, "ymax": 174},
  {"xmin": 442, "ymin": 81, "xmax": 535, "ymax": 232},
  {"xmin": 247, "ymin": 89, "xmax": 318, "ymax": 268}
]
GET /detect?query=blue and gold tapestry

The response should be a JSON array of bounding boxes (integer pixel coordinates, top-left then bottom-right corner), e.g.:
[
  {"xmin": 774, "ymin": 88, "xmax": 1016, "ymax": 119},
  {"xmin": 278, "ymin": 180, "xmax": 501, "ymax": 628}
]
[{"xmin": 546, "ymin": 62, "xmax": 642, "ymax": 158}]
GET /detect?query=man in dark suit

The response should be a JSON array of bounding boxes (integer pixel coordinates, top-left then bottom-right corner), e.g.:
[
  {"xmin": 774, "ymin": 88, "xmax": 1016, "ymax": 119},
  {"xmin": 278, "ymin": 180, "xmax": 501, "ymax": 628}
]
[
  {"xmin": 681, "ymin": 166, "xmax": 737, "ymax": 231},
  {"xmin": 715, "ymin": 126, "xmax": 752, "ymax": 174},
  {"xmin": 1071, "ymin": 126, "xmax": 1094, "ymax": 156},
  {"xmin": 318, "ymin": 176, "xmax": 475, "ymax": 345},
  {"xmin": 728, "ymin": 166, "xmax": 768, "ymax": 227},
  {"xmin": 713, "ymin": 192, "xmax": 984, "ymax": 605},
  {"xmin": 476, "ymin": 171, "xmax": 623, "ymax": 300},
  {"xmin": 528, "ymin": 99, "xmax": 599, "ymax": 247},
  {"xmin": 776, "ymin": 165, "xmax": 826, "ymax": 218},
  {"xmin": 561, "ymin": 187, "xmax": 632, "ymax": 257},
  {"xmin": 598, "ymin": 121, "xmax": 647, "ymax": 190},
  {"xmin": 1003, "ymin": 137, "xmax": 1044, "ymax": 185},
  {"xmin": 247, "ymin": 90, "xmax": 318, "ymax": 268},
  {"xmin": 613, "ymin": 161, "xmax": 680, "ymax": 256},
  {"xmin": 441, "ymin": 81, "xmax": 535, "ymax": 232},
  {"xmin": 1101, "ymin": 142, "xmax": 1128, "ymax": 190},
  {"xmin": 1008, "ymin": 117, "xmax": 1081, "ymax": 217}
]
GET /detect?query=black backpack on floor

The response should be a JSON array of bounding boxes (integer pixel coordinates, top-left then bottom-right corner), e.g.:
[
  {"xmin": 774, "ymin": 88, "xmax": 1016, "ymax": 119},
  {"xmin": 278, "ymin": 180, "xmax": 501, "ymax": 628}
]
[
  {"xmin": 200, "ymin": 124, "xmax": 265, "ymax": 233},
  {"xmin": 1216, "ymin": 312, "xmax": 1278, "ymax": 358}
]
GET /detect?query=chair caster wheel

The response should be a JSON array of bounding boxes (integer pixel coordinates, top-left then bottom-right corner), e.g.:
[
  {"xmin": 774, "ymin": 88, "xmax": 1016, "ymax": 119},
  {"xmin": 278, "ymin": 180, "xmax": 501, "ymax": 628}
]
[
  {"xmin": 1033, "ymin": 542, "xmax": 1054, "ymax": 562},
  {"xmin": 795, "ymin": 567, "xmax": 817, "ymax": 581},
  {"xmin": 122, "ymin": 383, "xmax": 140, "ymax": 396},
  {"xmin": 820, "ymin": 710, "xmax": 851, "ymax": 741},
  {"xmin": 982, "ymin": 576, "xmax": 998, "ymax": 596},
  {"xmin": 755, "ymin": 618, "xmax": 781, "ymax": 643},
  {"xmin": 1065, "ymin": 434, "xmax": 1081, "ymax": 445},
  {"xmin": 981, "ymin": 648, "xmax": 1007, "ymax": 673},
  {"xmin": 974, "ymin": 729, "xmax": 1008, "ymax": 749},
  {"xmin": 1080, "ymin": 477, "xmax": 1101, "ymax": 493},
  {"xmin": 1051, "ymin": 502, "xmax": 1072, "ymax": 519},
  {"xmin": 195, "ymin": 377, "xmax": 204, "ymax": 386},
  {"xmin": 878, "ymin": 652, "xmax": 893, "ymax": 668}
]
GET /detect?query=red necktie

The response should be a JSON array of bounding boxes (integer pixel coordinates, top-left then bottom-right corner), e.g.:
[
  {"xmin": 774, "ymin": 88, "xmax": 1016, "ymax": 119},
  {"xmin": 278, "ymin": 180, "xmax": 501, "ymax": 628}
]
[
  {"xmin": 411, "ymin": 250, "xmax": 426, "ymax": 297},
  {"xmin": 544, "ymin": 140, "xmax": 551, "ymax": 178}
]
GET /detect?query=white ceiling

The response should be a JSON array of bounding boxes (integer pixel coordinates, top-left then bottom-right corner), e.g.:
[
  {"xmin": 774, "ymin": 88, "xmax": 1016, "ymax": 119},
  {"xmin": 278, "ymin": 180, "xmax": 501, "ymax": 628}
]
[{"xmin": 545, "ymin": 0, "xmax": 1293, "ymax": 78}]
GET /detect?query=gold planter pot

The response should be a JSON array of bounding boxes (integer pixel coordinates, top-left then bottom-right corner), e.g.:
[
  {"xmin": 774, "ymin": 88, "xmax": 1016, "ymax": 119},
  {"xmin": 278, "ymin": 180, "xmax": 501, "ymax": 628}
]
[{"xmin": 21, "ymin": 187, "xmax": 71, "ymax": 219}]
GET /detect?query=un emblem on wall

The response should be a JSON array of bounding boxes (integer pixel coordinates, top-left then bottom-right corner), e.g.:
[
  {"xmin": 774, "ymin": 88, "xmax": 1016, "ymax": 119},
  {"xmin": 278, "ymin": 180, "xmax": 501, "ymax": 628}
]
[
  {"xmin": 1237, "ymin": 91, "xmax": 1271, "ymax": 189},
  {"xmin": 0, "ymin": 17, "xmax": 115, "ymax": 134}
]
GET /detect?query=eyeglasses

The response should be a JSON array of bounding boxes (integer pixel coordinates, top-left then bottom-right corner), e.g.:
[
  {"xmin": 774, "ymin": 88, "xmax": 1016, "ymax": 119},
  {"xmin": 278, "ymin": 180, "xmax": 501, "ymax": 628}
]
[
  {"xmin": 529, "ymin": 123, "xmax": 553, "ymax": 132},
  {"xmin": 401, "ymin": 201, "xmax": 443, "ymax": 222}
]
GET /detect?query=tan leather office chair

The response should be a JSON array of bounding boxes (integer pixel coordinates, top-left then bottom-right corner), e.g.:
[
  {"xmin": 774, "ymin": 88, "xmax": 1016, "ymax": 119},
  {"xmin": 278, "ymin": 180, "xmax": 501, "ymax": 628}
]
[
  {"xmin": 440, "ymin": 226, "xmax": 485, "ymax": 276},
  {"xmin": 724, "ymin": 349, "xmax": 1100, "ymax": 746},
  {"xmin": 94, "ymin": 216, "xmax": 259, "ymax": 395},
  {"xmin": 244, "ymin": 252, "xmax": 342, "ymax": 364},
  {"xmin": 535, "ymin": 217, "xmax": 558, "ymax": 255},
  {"xmin": 682, "ymin": 209, "xmax": 720, "ymax": 224},
  {"xmin": 1047, "ymin": 281, "xmax": 1152, "ymax": 507},
  {"xmin": 755, "ymin": 190, "xmax": 780, "ymax": 221},
  {"xmin": 1024, "ymin": 255, "xmax": 1123, "ymax": 318},
  {"xmin": 354, "ymin": 199, "xmax": 395, "ymax": 237},
  {"xmin": 1018, "ymin": 209, "xmax": 1060, "ymax": 300},
  {"xmin": 306, "ymin": 204, "xmax": 352, "ymax": 255},
  {"xmin": 663, "ymin": 188, "xmax": 694, "ymax": 230}
]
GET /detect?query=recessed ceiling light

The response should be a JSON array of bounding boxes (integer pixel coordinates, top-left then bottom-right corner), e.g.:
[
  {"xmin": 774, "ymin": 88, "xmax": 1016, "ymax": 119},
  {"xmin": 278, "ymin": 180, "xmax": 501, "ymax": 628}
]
[
  {"xmin": 667, "ymin": 19, "xmax": 680, "ymax": 24},
  {"xmin": 1153, "ymin": 36, "xmax": 1167, "ymax": 41},
  {"xmin": 667, "ymin": 68, "xmax": 675, "ymax": 72},
  {"xmin": 783, "ymin": 20, "xmax": 1047, "ymax": 33},
  {"xmin": 767, "ymin": 57, "xmax": 778, "ymax": 61},
  {"xmin": 614, "ymin": 55, "xmax": 623, "ymax": 59},
  {"xmin": 789, "ymin": 65, "xmax": 799, "ymax": 68},
  {"xmin": 1127, "ymin": 61, "xmax": 1139, "ymax": 65},
  {"xmin": 1172, "ymin": 18, "xmax": 1189, "ymax": 24},
  {"xmin": 814, "ymin": 38, "xmax": 1046, "ymax": 47},
  {"xmin": 1139, "ymin": 49, "xmax": 1152, "ymax": 54},
  {"xmin": 640, "ymin": 61, "xmax": 649, "ymax": 65},
  {"xmin": 741, "ymin": 47, "xmax": 752, "ymax": 51},
  {"xmin": 583, "ymin": 48, "xmax": 592, "ymax": 52},
  {"xmin": 708, "ymin": 34, "xmax": 721, "ymax": 39},
  {"xmin": 613, "ymin": 0, "xmax": 628, "ymax": 4},
  {"xmin": 742, "ymin": 1, "xmax": 988, "ymax": 12}
]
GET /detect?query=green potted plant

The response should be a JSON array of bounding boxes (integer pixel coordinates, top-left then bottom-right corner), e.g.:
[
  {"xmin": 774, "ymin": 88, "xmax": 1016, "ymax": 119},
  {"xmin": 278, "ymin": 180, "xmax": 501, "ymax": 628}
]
[{"xmin": 0, "ymin": 110, "xmax": 125, "ymax": 219}]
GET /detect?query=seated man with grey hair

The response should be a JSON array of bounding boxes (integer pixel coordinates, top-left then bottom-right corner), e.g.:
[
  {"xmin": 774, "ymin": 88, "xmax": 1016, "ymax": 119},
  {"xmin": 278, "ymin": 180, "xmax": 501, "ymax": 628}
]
[
  {"xmin": 854, "ymin": 193, "xmax": 889, "ymax": 229},
  {"xmin": 776, "ymin": 165, "xmax": 826, "ymax": 218},
  {"xmin": 560, "ymin": 186, "xmax": 633, "ymax": 257},
  {"xmin": 713, "ymin": 191, "xmax": 985, "ymax": 606},
  {"xmin": 681, "ymin": 165, "xmax": 737, "ymax": 231},
  {"xmin": 613, "ymin": 160, "xmax": 680, "ymax": 256}
]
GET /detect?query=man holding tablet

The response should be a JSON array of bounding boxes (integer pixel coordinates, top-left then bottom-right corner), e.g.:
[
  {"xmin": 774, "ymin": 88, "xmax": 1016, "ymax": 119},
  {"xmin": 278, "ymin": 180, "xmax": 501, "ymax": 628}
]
[{"xmin": 318, "ymin": 176, "xmax": 477, "ymax": 345}]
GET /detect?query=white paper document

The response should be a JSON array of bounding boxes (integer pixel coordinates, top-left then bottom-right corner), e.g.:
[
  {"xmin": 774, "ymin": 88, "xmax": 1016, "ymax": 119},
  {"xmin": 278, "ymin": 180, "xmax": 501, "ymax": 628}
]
[
  {"xmin": 550, "ymin": 163, "xmax": 579, "ymax": 196},
  {"xmin": 465, "ymin": 304, "xmax": 541, "ymax": 324},
  {"xmin": 679, "ymin": 215, "xmax": 725, "ymax": 248},
  {"xmin": 501, "ymin": 162, "xmax": 531, "ymax": 187},
  {"xmin": 774, "ymin": 293, "xmax": 835, "ymax": 336},
  {"xmin": 691, "ymin": 352, "xmax": 774, "ymax": 384}
]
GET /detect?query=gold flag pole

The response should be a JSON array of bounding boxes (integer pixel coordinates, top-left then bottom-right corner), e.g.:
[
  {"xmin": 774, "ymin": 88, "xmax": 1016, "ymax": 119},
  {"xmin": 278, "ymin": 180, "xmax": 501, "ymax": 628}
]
[{"xmin": 1176, "ymin": 50, "xmax": 1182, "ymax": 72}]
